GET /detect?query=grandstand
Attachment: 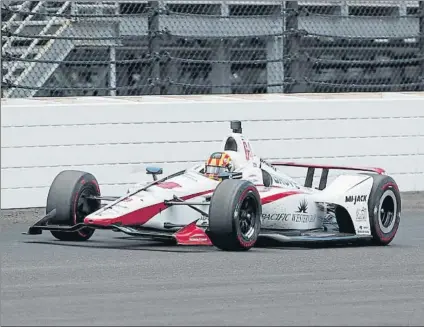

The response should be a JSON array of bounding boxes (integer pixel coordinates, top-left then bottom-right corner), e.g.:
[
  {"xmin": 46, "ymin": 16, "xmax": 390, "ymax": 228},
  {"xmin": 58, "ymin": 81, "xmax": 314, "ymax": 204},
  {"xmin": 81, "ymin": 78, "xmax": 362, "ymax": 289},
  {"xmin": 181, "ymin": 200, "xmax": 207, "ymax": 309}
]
[{"xmin": 1, "ymin": 1, "xmax": 423, "ymax": 97}]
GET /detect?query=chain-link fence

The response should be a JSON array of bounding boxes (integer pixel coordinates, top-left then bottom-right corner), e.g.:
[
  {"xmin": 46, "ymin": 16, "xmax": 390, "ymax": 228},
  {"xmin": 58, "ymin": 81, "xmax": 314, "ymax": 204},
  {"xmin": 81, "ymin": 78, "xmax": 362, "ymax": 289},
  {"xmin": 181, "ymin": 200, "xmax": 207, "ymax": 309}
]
[{"xmin": 1, "ymin": 1, "xmax": 423, "ymax": 98}]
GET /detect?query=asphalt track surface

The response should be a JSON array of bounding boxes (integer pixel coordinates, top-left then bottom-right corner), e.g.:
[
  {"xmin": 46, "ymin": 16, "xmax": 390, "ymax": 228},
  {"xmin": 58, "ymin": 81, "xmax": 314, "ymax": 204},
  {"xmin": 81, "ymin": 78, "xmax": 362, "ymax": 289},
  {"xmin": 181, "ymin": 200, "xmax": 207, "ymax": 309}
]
[{"xmin": 2, "ymin": 193, "xmax": 424, "ymax": 326}]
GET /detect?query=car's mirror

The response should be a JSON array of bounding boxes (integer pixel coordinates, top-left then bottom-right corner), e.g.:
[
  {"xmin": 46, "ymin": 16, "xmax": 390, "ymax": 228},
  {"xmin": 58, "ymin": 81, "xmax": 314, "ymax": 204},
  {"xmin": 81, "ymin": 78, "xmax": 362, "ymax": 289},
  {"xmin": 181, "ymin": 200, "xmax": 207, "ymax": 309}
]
[{"xmin": 146, "ymin": 167, "xmax": 163, "ymax": 181}]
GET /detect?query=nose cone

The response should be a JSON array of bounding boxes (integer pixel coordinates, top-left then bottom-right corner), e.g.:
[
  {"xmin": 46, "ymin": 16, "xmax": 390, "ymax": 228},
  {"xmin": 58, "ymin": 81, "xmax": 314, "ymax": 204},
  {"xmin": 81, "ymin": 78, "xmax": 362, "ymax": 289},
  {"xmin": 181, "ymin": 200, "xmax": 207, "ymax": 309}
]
[{"xmin": 84, "ymin": 214, "xmax": 117, "ymax": 226}]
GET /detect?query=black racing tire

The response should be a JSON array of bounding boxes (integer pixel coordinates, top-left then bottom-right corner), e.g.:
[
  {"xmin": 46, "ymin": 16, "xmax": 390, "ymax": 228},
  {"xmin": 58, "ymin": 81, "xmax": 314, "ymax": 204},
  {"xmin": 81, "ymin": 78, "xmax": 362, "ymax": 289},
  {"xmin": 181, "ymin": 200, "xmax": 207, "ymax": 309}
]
[
  {"xmin": 367, "ymin": 174, "xmax": 401, "ymax": 246},
  {"xmin": 207, "ymin": 179, "xmax": 262, "ymax": 251},
  {"xmin": 46, "ymin": 170, "xmax": 101, "ymax": 242}
]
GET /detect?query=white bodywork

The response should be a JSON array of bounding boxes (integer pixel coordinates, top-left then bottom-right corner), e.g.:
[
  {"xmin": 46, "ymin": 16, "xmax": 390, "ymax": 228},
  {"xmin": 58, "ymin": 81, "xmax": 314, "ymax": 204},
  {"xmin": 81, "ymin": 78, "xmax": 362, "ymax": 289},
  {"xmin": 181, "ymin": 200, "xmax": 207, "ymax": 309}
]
[{"xmin": 84, "ymin": 130, "xmax": 375, "ymax": 237}]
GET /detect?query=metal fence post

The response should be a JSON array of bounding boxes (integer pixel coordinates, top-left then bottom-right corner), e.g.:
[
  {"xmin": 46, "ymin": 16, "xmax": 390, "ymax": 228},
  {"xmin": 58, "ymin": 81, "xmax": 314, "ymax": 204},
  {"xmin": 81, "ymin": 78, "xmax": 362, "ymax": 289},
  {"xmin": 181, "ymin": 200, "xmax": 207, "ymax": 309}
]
[
  {"xmin": 420, "ymin": 0, "xmax": 424, "ymax": 90},
  {"xmin": 284, "ymin": 0, "xmax": 305, "ymax": 93},
  {"xmin": 0, "ymin": 2, "xmax": 4, "ymax": 98},
  {"xmin": 210, "ymin": 3, "xmax": 231, "ymax": 94},
  {"xmin": 266, "ymin": 4, "xmax": 285, "ymax": 93},
  {"xmin": 109, "ymin": 2, "xmax": 120, "ymax": 96},
  {"xmin": 148, "ymin": 0, "xmax": 161, "ymax": 95}
]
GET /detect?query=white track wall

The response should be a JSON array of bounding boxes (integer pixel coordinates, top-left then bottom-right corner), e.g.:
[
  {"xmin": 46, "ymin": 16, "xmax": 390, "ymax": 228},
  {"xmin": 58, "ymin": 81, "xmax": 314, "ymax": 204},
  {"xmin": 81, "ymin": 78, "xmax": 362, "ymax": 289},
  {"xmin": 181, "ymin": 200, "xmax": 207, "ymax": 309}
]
[{"xmin": 2, "ymin": 92, "xmax": 424, "ymax": 209}]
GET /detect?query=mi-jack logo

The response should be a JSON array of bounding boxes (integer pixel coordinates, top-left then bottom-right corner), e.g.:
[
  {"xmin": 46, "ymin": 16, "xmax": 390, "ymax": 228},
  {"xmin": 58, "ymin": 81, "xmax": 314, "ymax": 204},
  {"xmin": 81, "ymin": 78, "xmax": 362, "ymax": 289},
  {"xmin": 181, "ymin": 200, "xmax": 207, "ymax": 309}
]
[{"xmin": 345, "ymin": 195, "xmax": 367, "ymax": 205}]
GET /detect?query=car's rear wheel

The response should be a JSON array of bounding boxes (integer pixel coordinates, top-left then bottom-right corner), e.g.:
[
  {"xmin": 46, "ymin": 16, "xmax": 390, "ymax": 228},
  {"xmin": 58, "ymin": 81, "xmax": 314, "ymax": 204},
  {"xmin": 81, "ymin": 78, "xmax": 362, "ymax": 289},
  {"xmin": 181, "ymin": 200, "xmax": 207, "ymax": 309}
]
[
  {"xmin": 47, "ymin": 170, "xmax": 101, "ymax": 241},
  {"xmin": 367, "ymin": 175, "xmax": 401, "ymax": 245},
  {"xmin": 206, "ymin": 179, "xmax": 262, "ymax": 251}
]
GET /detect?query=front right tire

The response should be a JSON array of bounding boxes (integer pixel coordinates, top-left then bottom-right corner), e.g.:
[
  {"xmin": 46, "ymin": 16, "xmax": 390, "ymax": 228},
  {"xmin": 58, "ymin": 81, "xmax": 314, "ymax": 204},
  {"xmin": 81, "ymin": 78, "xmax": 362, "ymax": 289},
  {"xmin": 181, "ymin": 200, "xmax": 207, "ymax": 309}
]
[{"xmin": 207, "ymin": 179, "xmax": 262, "ymax": 251}]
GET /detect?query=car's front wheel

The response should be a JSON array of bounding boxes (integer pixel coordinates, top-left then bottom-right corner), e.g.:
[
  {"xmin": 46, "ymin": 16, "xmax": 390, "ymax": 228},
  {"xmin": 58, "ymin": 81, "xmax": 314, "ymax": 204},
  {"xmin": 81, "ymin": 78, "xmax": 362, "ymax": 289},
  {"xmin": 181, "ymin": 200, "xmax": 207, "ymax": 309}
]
[
  {"xmin": 46, "ymin": 170, "xmax": 101, "ymax": 241},
  {"xmin": 206, "ymin": 179, "xmax": 262, "ymax": 251}
]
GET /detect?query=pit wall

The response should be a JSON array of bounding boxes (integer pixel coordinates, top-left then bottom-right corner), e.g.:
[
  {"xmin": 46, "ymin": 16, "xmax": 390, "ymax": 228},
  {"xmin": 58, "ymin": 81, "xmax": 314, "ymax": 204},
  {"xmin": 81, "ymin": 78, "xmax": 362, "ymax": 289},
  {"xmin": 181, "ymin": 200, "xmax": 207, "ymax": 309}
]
[{"xmin": 2, "ymin": 92, "xmax": 423, "ymax": 209}]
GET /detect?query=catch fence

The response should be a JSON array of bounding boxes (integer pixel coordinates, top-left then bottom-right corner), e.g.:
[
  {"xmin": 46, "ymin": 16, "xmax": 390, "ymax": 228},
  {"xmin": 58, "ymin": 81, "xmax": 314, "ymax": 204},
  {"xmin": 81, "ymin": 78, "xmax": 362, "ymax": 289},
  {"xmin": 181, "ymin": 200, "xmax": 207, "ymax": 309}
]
[{"xmin": 1, "ymin": 0, "xmax": 423, "ymax": 97}]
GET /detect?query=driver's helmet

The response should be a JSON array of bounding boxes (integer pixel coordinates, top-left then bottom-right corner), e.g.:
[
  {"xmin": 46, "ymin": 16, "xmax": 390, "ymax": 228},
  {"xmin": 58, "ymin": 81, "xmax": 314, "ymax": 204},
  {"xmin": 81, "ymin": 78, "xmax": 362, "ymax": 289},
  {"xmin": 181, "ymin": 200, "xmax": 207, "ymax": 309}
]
[{"xmin": 204, "ymin": 151, "xmax": 235, "ymax": 180}]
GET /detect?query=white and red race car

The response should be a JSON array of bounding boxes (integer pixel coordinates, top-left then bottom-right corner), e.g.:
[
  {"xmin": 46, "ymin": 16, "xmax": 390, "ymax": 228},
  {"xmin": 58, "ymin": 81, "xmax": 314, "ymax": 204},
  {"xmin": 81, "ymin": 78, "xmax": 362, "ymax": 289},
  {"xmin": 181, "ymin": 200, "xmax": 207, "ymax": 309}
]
[{"xmin": 25, "ymin": 121, "xmax": 401, "ymax": 251}]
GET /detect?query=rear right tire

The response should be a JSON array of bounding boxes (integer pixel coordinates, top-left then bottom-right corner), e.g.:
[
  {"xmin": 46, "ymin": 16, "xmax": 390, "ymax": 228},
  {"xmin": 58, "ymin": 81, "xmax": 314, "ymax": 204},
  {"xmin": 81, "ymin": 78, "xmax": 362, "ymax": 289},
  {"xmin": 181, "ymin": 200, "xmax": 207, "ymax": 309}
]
[{"xmin": 367, "ymin": 174, "xmax": 401, "ymax": 246}]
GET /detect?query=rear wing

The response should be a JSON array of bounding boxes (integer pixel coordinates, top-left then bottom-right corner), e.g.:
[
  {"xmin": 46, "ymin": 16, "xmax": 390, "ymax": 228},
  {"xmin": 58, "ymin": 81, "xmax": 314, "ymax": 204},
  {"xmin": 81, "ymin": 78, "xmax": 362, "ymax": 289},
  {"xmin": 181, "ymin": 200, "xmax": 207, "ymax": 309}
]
[{"xmin": 271, "ymin": 161, "xmax": 385, "ymax": 190}]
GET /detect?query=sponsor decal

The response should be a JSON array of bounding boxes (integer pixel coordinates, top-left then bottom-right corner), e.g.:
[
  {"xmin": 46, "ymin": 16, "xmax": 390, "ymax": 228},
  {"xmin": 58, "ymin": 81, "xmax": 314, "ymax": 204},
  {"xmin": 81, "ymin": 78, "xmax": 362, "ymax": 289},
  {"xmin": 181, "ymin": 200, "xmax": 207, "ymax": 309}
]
[
  {"xmin": 156, "ymin": 182, "xmax": 182, "ymax": 189},
  {"xmin": 262, "ymin": 200, "xmax": 317, "ymax": 224},
  {"xmin": 345, "ymin": 195, "xmax": 367, "ymax": 204},
  {"xmin": 292, "ymin": 199, "xmax": 317, "ymax": 223},
  {"xmin": 189, "ymin": 236, "xmax": 209, "ymax": 242},
  {"xmin": 356, "ymin": 207, "xmax": 367, "ymax": 221},
  {"xmin": 197, "ymin": 215, "xmax": 209, "ymax": 226},
  {"xmin": 260, "ymin": 158, "xmax": 277, "ymax": 172},
  {"xmin": 297, "ymin": 199, "xmax": 308, "ymax": 213},
  {"xmin": 262, "ymin": 213, "xmax": 291, "ymax": 222},
  {"xmin": 271, "ymin": 174, "xmax": 299, "ymax": 189},
  {"xmin": 242, "ymin": 140, "xmax": 253, "ymax": 160},
  {"xmin": 321, "ymin": 213, "xmax": 336, "ymax": 224},
  {"xmin": 357, "ymin": 225, "xmax": 370, "ymax": 235}
]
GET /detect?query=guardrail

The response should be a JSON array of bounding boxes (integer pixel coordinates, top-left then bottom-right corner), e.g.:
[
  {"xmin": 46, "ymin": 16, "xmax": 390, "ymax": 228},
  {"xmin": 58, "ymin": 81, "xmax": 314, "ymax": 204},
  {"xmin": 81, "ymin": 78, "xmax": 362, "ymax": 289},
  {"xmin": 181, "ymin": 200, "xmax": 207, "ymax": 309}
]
[{"xmin": 1, "ymin": 92, "xmax": 424, "ymax": 209}]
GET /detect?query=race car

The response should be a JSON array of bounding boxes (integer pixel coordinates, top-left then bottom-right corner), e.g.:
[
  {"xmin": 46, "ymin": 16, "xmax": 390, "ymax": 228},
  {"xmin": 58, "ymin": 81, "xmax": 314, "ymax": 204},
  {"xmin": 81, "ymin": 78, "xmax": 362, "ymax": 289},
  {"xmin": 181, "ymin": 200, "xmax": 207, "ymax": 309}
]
[{"xmin": 24, "ymin": 121, "xmax": 401, "ymax": 251}]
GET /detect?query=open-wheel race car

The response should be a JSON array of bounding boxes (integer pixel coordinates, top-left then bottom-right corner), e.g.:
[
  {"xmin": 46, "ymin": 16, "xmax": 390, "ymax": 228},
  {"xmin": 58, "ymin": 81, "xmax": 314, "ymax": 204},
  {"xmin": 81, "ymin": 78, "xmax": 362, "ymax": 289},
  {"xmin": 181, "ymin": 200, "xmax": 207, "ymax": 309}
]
[{"xmin": 25, "ymin": 121, "xmax": 401, "ymax": 251}]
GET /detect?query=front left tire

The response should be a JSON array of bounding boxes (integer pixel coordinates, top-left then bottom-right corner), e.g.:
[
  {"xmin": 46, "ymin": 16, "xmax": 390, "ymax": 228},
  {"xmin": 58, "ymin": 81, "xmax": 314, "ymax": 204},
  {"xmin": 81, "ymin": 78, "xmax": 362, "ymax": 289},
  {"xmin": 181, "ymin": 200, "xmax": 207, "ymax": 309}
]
[{"xmin": 46, "ymin": 170, "xmax": 101, "ymax": 241}]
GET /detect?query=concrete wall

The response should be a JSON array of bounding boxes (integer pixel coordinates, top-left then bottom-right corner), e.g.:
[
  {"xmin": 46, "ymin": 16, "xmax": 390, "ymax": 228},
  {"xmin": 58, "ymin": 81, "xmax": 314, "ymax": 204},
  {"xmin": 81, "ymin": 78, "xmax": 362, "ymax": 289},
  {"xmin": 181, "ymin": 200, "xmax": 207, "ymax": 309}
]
[{"xmin": 2, "ymin": 92, "xmax": 424, "ymax": 209}]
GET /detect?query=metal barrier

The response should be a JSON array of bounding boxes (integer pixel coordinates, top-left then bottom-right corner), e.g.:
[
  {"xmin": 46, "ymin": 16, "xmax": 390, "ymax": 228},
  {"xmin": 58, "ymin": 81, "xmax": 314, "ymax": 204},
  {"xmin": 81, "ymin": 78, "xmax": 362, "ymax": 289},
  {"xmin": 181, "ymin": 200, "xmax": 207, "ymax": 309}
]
[{"xmin": 1, "ymin": 1, "xmax": 424, "ymax": 98}]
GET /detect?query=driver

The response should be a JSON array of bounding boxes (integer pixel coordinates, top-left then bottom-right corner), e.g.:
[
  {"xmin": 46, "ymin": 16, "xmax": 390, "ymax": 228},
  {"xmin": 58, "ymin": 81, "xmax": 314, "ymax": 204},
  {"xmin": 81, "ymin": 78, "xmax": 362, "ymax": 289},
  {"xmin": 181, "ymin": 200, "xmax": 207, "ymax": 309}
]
[
  {"xmin": 204, "ymin": 151, "xmax": 235, "ymax": 180},
  {"xmin": 204, "ymin": 150, "xmax": 264, "ymax": 185}
]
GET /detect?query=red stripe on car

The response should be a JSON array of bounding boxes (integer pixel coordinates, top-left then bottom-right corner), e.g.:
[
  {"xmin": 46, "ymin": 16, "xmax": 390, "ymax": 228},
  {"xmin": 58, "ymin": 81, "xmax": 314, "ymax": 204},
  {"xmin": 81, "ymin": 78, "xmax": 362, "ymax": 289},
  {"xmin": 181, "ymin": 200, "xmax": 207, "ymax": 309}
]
[{"xmin": 261, "ymin": 191, "xmax": 302, "ymax": 205}]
